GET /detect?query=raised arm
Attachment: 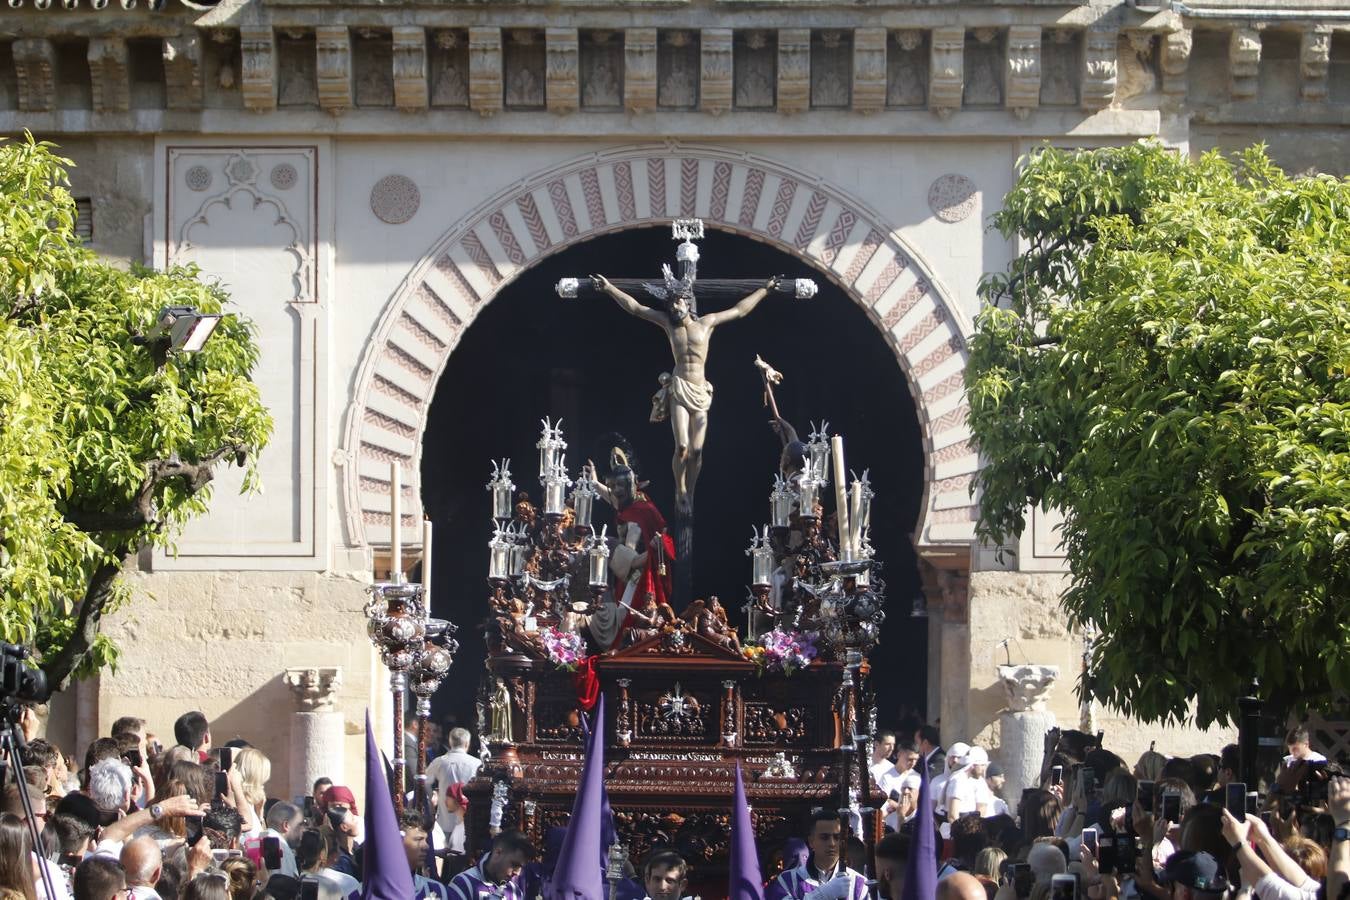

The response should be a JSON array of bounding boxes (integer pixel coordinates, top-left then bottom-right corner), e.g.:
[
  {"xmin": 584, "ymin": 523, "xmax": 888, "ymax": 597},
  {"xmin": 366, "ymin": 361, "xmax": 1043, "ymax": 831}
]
[
  {"xmin": 702, "ymin": 276, "xmax": 779, "ymax": 327},
  {"xmin": 591, "ymin": 274, "xmax": 668, "ymax": 326}
]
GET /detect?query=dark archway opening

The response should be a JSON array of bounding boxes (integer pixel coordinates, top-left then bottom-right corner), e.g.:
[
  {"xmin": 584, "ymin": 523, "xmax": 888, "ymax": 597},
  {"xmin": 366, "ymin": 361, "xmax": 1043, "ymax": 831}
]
[{"xmin": 421, "ymin": 226, "xmax": 928, "ymax": 740}]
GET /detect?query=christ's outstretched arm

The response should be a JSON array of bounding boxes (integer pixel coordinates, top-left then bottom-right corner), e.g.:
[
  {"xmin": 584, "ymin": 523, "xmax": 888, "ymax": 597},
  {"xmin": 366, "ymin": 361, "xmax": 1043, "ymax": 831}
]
[
  {"xmin": 591, "ymin": 274, "xmax": 668, "ymax": 326},
  {"xmin": 700, "ymin": 276, "xmax": 780, "ymax": 327}
]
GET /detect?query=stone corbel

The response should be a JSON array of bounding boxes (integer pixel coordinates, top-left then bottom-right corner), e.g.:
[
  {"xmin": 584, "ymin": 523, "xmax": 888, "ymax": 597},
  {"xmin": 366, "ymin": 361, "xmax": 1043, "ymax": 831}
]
[
  {"xmin": 852, "ymin": 27, "xmax": 886, "ymax": 114},
  {"xmin": 163, "ymin": 33, "xmax": 204, "ymax": 111},
  {"xmin": 546, "ymin": 27, "xmax": 578, "ymax": 114},
  {"xmin": 13, "ymin": 38, "xmax": 56, "ymax": 113},
  {"xmin": 623, "ymin": 28, "xmax": 657, "ymax": 113},
  {"xmin": 240, "ymin": 26, "xmax": 277, "ymax": 111},
  {"xmin": 1082, "ymin": 27, "xmax": 1118, "ymax": 111},
  {"xmin": 284, "ymin": 667, "xmax": 343, "ymax": 712},
  {"xmin": 469, "ymin": 27, "xmax": 503, "ymax": 117},
  {"xmin": 1161, "ymin": 29, "xmax": 1191, "ymax": 110},
  {"xmin": 316, "ymin": 26, "xmax": 352, "ymax": 113},
  {"xmin": 997, "ymin": 664, "xmax": 1059, "ymax": 713},
  {"xmin": 1228, "ymin": 26, "xmax": 1261, "ymax": 101},
  {"xmin": 929, "ymin": 27, "xmax": 964, "ymax": 118},
  {"xmin": 1005, "ymin": 25, "xmax": 1041, "ymax": 119},
  {"xmin": 1299, "ymin": 27, "xmax": 1330, "ymax": 103},
  {"xmin": 778, "ymin": 28, "xmax": 810, "ymax": 114},
  {"xmin": 392, "ymin": 27, "xmax": 428, "ymax": 110},
  {"xmin": 88, "ymin": 37, "xmax": 130, "ymax": 113},
  {"xmin": 700, "ymin": 28, "xmax": 733, "ymax": 116}
]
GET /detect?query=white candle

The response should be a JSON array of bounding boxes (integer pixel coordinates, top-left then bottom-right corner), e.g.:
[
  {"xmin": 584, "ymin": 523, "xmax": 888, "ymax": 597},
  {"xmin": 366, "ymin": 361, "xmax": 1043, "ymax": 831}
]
[
  {"xmin": 390, "ymin": 460, "xmax": 402, "ymax": 582},
  {"xmin": 422, "ymin": 518, "xmax": 433, "ymax": 606},
  {"xmin": 849, "ymin": 480, "xmax": 862, "ymax": 553},
  {"xmin": 831, "ymin": 436, "xmax": 851, "ymax": 558}
]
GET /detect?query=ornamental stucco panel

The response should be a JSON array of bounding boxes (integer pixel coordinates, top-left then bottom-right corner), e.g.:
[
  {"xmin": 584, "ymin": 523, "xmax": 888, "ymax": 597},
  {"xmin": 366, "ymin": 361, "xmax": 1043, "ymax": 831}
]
[{"xmin": 156, "ymin": 143, "xmax": 330, "ymax": 569}]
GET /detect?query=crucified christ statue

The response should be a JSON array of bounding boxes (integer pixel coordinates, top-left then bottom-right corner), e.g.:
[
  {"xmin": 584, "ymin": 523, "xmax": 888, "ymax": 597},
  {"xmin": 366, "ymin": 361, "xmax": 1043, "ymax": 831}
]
[{"xmin": 590, "ymin": 271, "xmax": 779, "ymax": 514}]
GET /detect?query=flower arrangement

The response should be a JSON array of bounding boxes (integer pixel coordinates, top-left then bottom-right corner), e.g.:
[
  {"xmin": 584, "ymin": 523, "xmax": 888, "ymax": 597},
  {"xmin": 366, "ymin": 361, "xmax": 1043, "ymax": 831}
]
[
  {"xmin": 542, "ymin": 626, "xmax": 587, "ymax": 671},
  {"xmin": 742, "ymin": 629, "xmax": 819, "ymax": 675}
]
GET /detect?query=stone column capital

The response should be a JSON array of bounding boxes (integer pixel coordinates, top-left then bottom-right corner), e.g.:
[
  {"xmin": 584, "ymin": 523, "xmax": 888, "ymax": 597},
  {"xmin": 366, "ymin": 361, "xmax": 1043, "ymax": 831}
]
[
  {"xmin": 998, "ymin": 664, "xmax": 1059, "ymax": 713},
  {"xmin": 285, "ymin": 667, "xmax": 343, "ymax": 712}
]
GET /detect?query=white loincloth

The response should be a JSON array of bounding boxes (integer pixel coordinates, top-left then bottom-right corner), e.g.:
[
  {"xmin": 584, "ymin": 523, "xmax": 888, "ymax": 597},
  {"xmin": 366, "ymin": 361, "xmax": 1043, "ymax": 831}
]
[{"xmin": 665, "ymin": 373, "xmax": 714, "ymax": 414}]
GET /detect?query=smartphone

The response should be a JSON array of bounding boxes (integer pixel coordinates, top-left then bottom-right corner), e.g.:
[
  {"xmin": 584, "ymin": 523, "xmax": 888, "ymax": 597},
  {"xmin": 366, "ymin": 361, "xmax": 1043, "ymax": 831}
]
[
  {"xmin": 123, "ymin": 749, "xmax": 143, "ymax": 769},
  {"xmin": 1051, "ymin": 873, "xmax": 1078, "ymax": 900},
  {"xmin": 300, "ymin": 882, "xmax": 319, "ymax": 900},
  {"xmin": 1080, "ymin": 766, "xmax": 1097, "ymax": 799},
  {"xmin": 326, "ymin": 808, "xmax": 347, "ymax": 833},
  {"xmin": 1225, "ymin": 782, "xmax": 1247, "ymax": 819},
  {"xmin": 185, "ymin": 816, "xmax": 203, "ymax": 846},
  {"xmin": 1161, "ymin": 792, "xmax": 1181, "ymax": 822},
  {"xmin": 1051, "ymin": 765, "xmax": 1063, "ymax": 786},
  {"xmin": 1137, "ymin": 780, "xmax": 1155, "ymax": 813},
  {"xmin": 262, "ymin": 835, "xmax": 283, "ymax": 870},
  {"xmin": 1081, "ymin": 827, "xmax": 1098, "ymax": 857},
  {"xmin": 211, "ymin": 849, "xmax": 243, "ymax": 862},
  {"xmin": 1260, "ymin": 809, "xmax": 1274, "ymax": 828},
  {"xmin": 1246, "ymin": 792, "xmax": 1260, "ymax": 815},
  {"xmin": 215, "ymin": 770, "xmax": 229, "ymax": 799},
  {"xmin": 217, "ymin": 747, "xmax": 234, "ymax": 772},
  {"xmin": 1012, "ymin": 863, "xmax": 1033, "ymax": 899},
  {"xmin": 303, "ymin": 795, "xmax": 316, "ymax": 821}
]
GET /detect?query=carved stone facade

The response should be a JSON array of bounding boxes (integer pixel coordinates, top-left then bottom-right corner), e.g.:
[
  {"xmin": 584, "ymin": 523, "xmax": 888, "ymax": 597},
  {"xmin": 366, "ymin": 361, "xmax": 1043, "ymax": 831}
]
[{"xmin": 10, "ymin": 0, "xmax": 1341, "ymax": 801}]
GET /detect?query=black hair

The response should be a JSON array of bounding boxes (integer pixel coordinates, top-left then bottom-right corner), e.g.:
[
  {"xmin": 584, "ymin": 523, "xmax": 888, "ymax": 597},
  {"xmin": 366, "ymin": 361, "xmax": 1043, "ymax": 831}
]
[
  {"xmin": 492, "ymin": 830, "xmax": 536, "ymax": 860},
  {"xmin": 203, "ymin": 802, "xmax": 243, "ymax": 846},
  {"xmin": 173, "ymin": 711, "xmax": 210, "ymax": 750},
  {"xmin": 807, "ymin": 809, "xmax": 844, "ymax": 833},
  {"xmin": 642, "ymin": 849, "xmax": 688, "ymax": 882},
  {"xmin": 874, "ymin": 831, "xmax": 910, "ymax": 864},
  {"xmin": 73, "ymin": 856, "xmax": 125, "ymax": 900},
  {"xmin": 916, "ymin": 725, "xmax": 941, "ymax": 748},
  {"xmin": 951, "ymin": 814, "xmax": 988, "ymax": 863}
]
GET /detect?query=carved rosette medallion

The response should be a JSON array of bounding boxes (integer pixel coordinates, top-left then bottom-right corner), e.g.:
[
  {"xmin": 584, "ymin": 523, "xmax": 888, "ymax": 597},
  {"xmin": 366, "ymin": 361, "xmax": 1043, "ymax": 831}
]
[
  {"xmin": 185, "ymin": 165, "xmax": 213, "ymax": 192},
  {"xmin": 370, "ymin": 174, "xmax": 421, "ymax": 225},
  {"xmin": 270, "ymin": 164, "xmax": 299, "ymax": 191},
  {"xmin": 927, "ymin": 174, "xmax": 978, "ymax": 223}
]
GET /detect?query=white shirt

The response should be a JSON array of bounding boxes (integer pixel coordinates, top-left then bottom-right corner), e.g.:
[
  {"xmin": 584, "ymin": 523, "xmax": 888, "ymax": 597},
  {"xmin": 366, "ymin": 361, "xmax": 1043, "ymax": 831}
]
[
  {"xmin": 1282, "ymin": 750, "xmax": 1326, "ymax": 767},
  {"xmin": 947, "ymin": 771, "xmax": 994, "ymax": 817},
  {"xmin": 884, "ymin": 770, "xmax": 921, "ymax": 831},
  {"xmin": 870, "ymin": 760, "xmax": 901, "ymax": 794},
  {"xmin": 426, "ymin": 750, "xmax": 482, "ymax": 836},
  {"xmin": 320, "ymin": 867, "xmax": 361, "ymax": 896},
  {"xmin": 127, "ymin": 886, "xmax": 160, "ymax": 900},
  {"xmin": 931, "ymin": 771, "xmax": 954, "ymax": 814},
  {"xmin": 34, "ymin": 854, "xmax": 72, "ymax": 900},
  {"xmin": 1253, "ymin": 872, "xmax": 1320, "ymax": 900}
]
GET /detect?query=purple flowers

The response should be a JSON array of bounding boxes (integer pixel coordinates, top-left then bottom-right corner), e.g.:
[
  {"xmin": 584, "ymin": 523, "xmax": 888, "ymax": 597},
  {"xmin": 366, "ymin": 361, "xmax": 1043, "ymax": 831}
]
[
  {"xmin": 743, "ymin": 628, "xmax": 819, "ymax": 675},
  {"xmin": 542, "ymin": 626, "xmax": 586, "ymax": 671}
]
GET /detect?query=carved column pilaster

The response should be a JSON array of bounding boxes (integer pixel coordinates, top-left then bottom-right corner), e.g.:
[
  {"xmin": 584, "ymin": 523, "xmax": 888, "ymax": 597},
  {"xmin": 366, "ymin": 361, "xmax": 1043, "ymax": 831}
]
[
  {"xmin": 929, "ymin": 27, "xmax": 964, "ymax": 118},
  {"xmin": 1161, "ymin": 29, "xmax": 1191, "ymax": 110},
  {"xmin": 701, "ymin": 28, "xmax": 733, "ymax": 115},
  {"xmin": 1300, "ymin": 27, "xmax": 1331, "ymax": 102},
  {"xmin": 1005, "ymin": 25, "xmax": 1041, "ymax": 119},
  {"xmin": 615, "ymin": 678, "xmax": 632, "ymax": 747},
  {"xmin": 852, "ymin": 27, "xmax": 886, "ymax": 114},
  {"xmin": 778, "ymin": 28, "xmax": 810, "ymax": 114},
  {"xmin": 624, "ymin": 28, "xmax": 657, "ymax": 113},
  {"xmin": 163, "ymin": 33, "xmax": 204, "ymax": 111},
  {"xmin": 997, "ymin": 664, "xmax": 1059, "ymax": 804},
  {"xmin": 721, "ymin": 680, "xmax": 739, "ymax": 747},
  {"xmin": 1082, "ymin": 27, "xmax": 1118, "ymax": 110},
  {"xmin": 316, "ymin": 26, "xmax": 352, "ymax": 113},
  {"xmin": 88, "ymin": 37, "xmax": 129, "ymax": 113},
  {"xmin": 469, "ymin": 27, "xmax": 503, "ymax": 117},
  {"xmin": 284, "ymin": 667, "xmax": 344, "ymax": 801},
  {"xmin": 1229, "ymin": 26, "xmax": 1261, "ymax": 101},
  {"xmin": 392, "ymin": 27, "xmax": 428, "ymax": 110},
  {"xmin": 13, "ymin": 38, "xmax": 56, "ymax": 113},
  {"xmin": 240, "ymin": 26, "xmax": 277, "ymax": 111},
  {"xmin": 546, "ymin": 28, "xmax": 579, "ymax": 113}
]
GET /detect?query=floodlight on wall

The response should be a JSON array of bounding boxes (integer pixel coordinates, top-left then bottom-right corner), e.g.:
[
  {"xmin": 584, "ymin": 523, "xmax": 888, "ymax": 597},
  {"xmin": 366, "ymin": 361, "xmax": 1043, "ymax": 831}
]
[{"xmin": 134, "ymin": 306, "xmax": 224, "ymax": 356}]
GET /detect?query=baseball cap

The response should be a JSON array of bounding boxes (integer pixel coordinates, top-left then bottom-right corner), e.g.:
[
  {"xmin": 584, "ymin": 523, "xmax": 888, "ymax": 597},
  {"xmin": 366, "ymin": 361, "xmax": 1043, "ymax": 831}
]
[
  {"xmin": 1160, "ymin": 851, "xmax": 1229, "ymax": 894},
  {"xmin": 986, "ymin": 763, "xmax": 1004, "ymax": 778}
]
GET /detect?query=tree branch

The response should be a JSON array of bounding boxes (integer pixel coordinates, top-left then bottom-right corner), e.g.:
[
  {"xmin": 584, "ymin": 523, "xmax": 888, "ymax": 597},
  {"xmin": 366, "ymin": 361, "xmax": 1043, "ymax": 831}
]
[
  {"xmin": 41, "ymin": 549, "xmax": 130, "ymax": 691},
  {"xmin": 62, "ymin": 443, "xmax": 249, "ymax": 533}
]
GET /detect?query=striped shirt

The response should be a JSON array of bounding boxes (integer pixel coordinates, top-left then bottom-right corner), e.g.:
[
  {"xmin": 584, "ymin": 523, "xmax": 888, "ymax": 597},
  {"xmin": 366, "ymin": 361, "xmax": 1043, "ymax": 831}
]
[
  {"xmin": 766, "ymin": 863, "xmax": 868, "ymax": 900},
  {"xmin": 447, "ymin": 860, "xmax": 525, "ymax": 900}
]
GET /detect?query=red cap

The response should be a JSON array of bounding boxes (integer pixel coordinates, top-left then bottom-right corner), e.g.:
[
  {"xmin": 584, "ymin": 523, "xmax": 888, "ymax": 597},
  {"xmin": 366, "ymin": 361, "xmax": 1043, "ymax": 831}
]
[{"xmin": 322, "ymin": 785, "xmax": 358, "ymax": 815}]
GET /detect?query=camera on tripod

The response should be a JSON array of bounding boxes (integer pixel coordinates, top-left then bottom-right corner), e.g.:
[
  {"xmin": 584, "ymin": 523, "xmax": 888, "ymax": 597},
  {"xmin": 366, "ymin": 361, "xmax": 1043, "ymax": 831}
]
[{"xmin": 0, "ymin": 642, "xmax": 50, "ymax": 705}]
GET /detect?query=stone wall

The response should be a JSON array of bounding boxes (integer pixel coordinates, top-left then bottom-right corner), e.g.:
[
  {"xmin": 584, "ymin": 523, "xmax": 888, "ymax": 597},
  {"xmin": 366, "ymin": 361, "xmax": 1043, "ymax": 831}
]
[{"xmin": 96, "ymin": 568, "xmax": 382, "ymax": 804}]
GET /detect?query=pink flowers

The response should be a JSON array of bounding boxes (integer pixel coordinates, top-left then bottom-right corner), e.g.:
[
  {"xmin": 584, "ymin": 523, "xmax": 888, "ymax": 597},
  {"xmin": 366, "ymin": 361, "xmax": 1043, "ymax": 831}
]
[
  {"xmin": 542, "ymin": 627, "xmax": 587, "ymax": 671},
  {"xmin": 742, "ymin": 628, "xmax": 819, "ymax": 675}
]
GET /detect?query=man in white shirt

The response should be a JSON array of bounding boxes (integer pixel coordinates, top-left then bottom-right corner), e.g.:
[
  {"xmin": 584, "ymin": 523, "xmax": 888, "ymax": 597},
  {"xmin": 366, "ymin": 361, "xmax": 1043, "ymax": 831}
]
[
  {"xmin": 932, "ymin": 742, "xmax": 969, "ymax": 819},
  {"xmin": 945, "ymin": 746, "xmax": 993, "ymax": 821},
  {"xmin": 120, "ymin": 837, "xmax": 162, "ymax": 900},
  {"xmin": 1283, "ymin": 727, "xmax": 1327, "ymax": 768},
  {"xmin": 985, "ymin": 763, "xmax": 1009, "ymax": 817},
  {"xmin": 425, "ymin": 728, "xmax": 483, "ymax": 855},
  {"xmin": 870, "ymin": 732, "xmax": 901, "ymax": 797}
]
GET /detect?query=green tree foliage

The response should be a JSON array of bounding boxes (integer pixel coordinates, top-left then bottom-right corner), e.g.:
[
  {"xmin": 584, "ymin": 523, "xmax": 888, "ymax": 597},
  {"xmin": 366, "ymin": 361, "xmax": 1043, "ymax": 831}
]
[
  {"xmin": 967, "ymin": 142, "xmax": 1350, "ymax": 726},
  {"xmin": 0, "ymin": 136, "xmax": 271, "ymax": 689}
]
